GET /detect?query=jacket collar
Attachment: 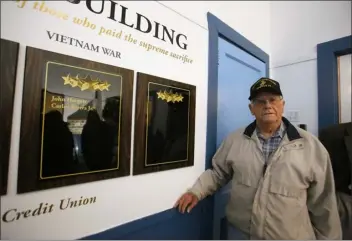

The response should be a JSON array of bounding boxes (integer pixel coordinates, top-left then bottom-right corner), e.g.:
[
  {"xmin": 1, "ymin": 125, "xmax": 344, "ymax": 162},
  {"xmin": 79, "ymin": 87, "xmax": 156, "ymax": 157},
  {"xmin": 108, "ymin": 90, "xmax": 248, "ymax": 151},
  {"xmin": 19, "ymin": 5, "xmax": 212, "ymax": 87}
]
[
  {"xmin": 243, "ymin": 116, "xmax": 302, "ymax": 141},
  {"xmin": 256, "ymin": 121, "xmax": 286, "ymax": 139}
]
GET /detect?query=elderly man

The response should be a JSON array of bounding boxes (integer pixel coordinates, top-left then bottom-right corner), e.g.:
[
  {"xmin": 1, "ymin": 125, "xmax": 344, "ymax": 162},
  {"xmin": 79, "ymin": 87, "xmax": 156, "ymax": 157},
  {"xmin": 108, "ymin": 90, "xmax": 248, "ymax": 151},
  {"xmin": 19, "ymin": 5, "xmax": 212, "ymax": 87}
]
[{"xmin": 174, "ymin": 77, "xmax": 342, "ymax": 240}]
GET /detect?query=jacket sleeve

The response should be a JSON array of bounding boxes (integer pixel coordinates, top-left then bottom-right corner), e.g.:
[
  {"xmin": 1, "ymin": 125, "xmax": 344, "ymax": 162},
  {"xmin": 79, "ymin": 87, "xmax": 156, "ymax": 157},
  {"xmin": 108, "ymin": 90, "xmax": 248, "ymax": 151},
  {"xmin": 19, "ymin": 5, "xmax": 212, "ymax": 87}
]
[
  {"xmin": 307, "ymin": 150, "xmax": 342, "ymax": 240},
  {"xmin": 188, "ymin": 135, "xmax": 234, "ymax": 200}
]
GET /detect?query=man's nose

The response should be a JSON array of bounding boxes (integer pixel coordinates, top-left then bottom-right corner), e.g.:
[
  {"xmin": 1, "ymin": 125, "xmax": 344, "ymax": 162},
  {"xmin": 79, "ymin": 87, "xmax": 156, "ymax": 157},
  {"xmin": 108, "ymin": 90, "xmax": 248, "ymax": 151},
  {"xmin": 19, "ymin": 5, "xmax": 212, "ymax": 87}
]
[{"xmin": 263, "ymin": 100, "xmax": 272, "ymax": 107}]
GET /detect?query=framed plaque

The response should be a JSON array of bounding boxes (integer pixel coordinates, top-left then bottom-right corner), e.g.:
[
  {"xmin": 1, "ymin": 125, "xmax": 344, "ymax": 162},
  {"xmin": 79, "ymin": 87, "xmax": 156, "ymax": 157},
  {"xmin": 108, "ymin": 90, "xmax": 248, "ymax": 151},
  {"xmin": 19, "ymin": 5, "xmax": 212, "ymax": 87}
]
[
  {"xmin": 18, "ymin": 47, "xmax": 134, "ymax": 193},
  {"xmin": 133, "ymin": 72, "xmax": 196, "ymax": 175},
  {"xmin": 0, "ymin": 39, "xmax": 19, "ymax": 195}
]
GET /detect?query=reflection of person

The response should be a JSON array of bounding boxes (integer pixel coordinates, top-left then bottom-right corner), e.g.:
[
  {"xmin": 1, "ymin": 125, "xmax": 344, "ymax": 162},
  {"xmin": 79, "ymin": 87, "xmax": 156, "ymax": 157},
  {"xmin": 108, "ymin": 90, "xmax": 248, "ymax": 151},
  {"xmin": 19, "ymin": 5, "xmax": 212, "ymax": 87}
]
[
  {"xmin": 174, "ymin": 77, "xmax": 342, "ymax": 240},
  {"xmin": 319, "ymin": 122, "xmax": 352, "ymax": 240},
  {"xmin": 42, "ymin": 110, "xmax": 75, "ymax": 177},
  {"xmin": 146, "ymin": 90, "xmax": 189, "ymax": 164},
  {"xmin": 162, "ymin": 95, "xmax": 188, "ymax": 162},
  {"xmin": 81, "ymin": 110, "xmax": 114, "ymax": 171},
  {"xmin": 102, "ymin": 98, "xmax": 119, "ymax": 166}
]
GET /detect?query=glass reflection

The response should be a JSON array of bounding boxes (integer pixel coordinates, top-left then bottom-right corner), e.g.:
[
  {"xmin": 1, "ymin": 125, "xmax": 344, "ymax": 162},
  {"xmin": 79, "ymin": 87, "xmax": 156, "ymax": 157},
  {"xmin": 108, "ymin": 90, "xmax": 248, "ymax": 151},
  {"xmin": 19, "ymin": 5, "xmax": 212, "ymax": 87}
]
[
  {"xmin": 40, "ymin": 62, "xmax": 122, "ymax": 179},
  {"xmin": 145, "ymin": 82, "xmax": 190, "ymax": 166}
]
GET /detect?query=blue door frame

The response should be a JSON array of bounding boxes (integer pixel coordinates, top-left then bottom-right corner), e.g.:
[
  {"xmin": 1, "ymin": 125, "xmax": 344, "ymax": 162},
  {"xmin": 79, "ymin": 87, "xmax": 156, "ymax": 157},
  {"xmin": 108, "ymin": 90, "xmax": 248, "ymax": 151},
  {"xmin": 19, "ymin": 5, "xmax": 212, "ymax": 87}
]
[
  {"xmin": 206, "ymin": 12, "xmax": 270, "ymax": 169},
  {"xmin": 317, "ymin": 35, "xmax": 352, "ymax": 133},
  {"xmin": 206, "ymin": 12, "xmax": 269, "ymax": 239}
]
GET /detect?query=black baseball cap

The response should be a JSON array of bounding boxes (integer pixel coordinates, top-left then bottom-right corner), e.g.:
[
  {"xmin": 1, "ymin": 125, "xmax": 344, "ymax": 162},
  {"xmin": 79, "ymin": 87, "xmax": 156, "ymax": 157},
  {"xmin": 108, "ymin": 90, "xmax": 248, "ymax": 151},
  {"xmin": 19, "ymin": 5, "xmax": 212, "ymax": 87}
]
[{"xmin": 248, "ymin": 77, "xmax": 283, "ymax": 100}]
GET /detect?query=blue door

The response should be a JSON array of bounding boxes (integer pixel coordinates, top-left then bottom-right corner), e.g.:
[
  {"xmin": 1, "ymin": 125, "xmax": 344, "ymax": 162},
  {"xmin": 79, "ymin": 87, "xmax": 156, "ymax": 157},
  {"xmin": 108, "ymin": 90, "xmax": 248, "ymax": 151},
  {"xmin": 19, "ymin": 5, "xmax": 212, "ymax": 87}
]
[{"xmin": 213, "ymin": 37, "xmax": 266, "ymax": 239}]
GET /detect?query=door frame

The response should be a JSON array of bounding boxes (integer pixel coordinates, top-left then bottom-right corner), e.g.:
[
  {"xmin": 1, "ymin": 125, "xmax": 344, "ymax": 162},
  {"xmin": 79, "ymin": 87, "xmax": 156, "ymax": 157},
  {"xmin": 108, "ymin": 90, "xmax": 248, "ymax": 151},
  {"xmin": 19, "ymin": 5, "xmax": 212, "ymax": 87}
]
[
  {"xmin": 317, "ymin": 35, "xmax": 352, "ymax": 133},
  {"xmin": 206, "ymin": 12, "xmax": 270, "ymax": 239},
  {"xmin": 206, "ymin": 12, "xmax": 270, "ymax": 169}
]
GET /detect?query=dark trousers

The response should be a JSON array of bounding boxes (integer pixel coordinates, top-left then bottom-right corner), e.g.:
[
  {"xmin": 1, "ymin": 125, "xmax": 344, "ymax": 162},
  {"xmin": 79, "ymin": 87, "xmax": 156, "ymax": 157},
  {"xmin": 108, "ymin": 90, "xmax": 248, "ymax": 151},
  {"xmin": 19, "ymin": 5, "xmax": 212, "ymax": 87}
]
[{"xmin": 337, "ymin": 191, "xmax": 352, "ymax": 240}]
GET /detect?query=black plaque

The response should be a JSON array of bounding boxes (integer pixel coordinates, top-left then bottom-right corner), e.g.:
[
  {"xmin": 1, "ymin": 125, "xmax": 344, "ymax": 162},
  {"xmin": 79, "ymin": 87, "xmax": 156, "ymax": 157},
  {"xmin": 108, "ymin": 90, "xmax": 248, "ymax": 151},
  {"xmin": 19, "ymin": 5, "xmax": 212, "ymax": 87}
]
[
  {"xmin": 133, "ymin": 72, "xmax": 196, "ymax": 175},
  {"xmin": 0, "ymin": 39, "xmax": 19, "ymax": 195},
  {"xmin": 18, "ymin": 47, "xmax": 134, "ymax": 193}
]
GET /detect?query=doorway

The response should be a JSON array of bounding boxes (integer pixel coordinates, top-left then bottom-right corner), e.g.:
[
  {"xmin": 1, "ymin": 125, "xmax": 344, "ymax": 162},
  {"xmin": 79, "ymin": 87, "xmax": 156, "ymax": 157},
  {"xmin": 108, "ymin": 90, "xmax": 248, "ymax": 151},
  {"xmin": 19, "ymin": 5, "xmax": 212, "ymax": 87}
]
[
  {"xmin": 317, "ymin": 35, "xmax": 352, "ymax": 131},
  {"xmin": 206, "ymin": 13, "xmax": 270, "ymax": 239}
]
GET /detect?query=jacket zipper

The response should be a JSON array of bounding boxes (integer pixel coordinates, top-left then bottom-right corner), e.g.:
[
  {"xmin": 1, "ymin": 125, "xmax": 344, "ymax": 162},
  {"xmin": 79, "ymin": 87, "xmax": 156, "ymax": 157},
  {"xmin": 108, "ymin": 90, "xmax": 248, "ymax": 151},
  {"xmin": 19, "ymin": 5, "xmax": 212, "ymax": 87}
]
[
  {"xmin": 263, "ymin": 163, "xmax": 267, "ymax": 176},
  {"xmin": 250, "ymin": 137, "xmax": 284, "ymax": 177},
  {"xmin": 262, "ymin": 143, "xmax": 291, "ymax": 177},
  {"xmin": 252, "ymin": 138, "xmax": 268, "ymax": 177}
]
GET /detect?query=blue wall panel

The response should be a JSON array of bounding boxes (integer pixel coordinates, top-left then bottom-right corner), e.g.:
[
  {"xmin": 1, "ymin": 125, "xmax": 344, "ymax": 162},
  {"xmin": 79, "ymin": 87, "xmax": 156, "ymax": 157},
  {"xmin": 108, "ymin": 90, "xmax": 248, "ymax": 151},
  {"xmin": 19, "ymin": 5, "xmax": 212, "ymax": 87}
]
[{"xmin": 81, "ymin": 197, "xmax": 213, "ymax": 240}]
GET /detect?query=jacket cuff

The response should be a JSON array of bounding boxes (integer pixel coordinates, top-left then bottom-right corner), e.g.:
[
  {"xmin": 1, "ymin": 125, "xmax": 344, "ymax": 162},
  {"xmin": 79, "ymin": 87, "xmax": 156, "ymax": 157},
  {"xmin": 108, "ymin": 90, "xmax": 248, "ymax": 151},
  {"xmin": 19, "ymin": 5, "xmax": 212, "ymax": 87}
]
[{"xmin": 187, "ymin": 188, "xmax": 204, "ymax": 201}]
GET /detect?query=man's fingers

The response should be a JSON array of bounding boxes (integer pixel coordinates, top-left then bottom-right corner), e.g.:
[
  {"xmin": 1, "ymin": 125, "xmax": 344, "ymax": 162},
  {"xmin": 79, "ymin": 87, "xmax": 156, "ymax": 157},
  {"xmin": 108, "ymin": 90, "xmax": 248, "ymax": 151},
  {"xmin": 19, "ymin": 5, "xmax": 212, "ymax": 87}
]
[
  {"xmin": 174, "ymin": 193, "xmax": 187, "ymax": 208},
  {"xmin": 181, "ymin": 199, "xmax": 190, "ymax": 213},
  {"xmin": 179, "ymin": 196, "xmax": 188, "ymax": 213},
  {"xmin": 181, "ymin": 195, "xmax": 195, "ymax": 213},
  {"xmin": 187, "ymin": 199, "xmax": 197, "ymax": 213},
  {"xmin": 174, "ymin": 193, "xmax": 198, "ymax": 213}
]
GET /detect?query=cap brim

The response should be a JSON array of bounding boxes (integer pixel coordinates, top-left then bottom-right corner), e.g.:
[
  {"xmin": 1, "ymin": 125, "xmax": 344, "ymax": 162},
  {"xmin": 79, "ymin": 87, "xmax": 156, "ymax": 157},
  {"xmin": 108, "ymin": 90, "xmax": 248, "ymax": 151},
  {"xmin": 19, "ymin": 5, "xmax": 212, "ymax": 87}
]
[{"xmin": 249, "ymin": 87, "xmax": 282, "ymax": 100}]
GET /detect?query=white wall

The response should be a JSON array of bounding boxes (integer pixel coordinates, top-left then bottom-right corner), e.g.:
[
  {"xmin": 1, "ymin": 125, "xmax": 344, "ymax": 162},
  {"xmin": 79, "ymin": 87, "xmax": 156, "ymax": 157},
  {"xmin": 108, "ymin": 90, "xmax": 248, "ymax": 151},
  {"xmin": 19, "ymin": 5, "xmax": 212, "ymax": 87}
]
[
  {"xmin": 158, "ymin": 1, "xmax": 271, "ymax": 54},
  {"xmin": 270, "ymin": 1, "xmax": 352, "ymax": 135},
  {"xmin": 0, "ymin": 0, "xmax": 271, "ymax": 240},
  {"xmin": 0, "ymin": 0, "xmax": 207, "ymax": 239}
]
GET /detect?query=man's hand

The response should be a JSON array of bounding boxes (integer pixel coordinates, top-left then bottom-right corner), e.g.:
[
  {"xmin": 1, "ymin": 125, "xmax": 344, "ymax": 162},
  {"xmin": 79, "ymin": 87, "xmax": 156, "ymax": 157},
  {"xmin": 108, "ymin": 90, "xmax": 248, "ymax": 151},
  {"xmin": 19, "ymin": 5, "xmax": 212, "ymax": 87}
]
[{"xmin": 173, "ymin": 192, "xmax": 199, "ymax": 213}]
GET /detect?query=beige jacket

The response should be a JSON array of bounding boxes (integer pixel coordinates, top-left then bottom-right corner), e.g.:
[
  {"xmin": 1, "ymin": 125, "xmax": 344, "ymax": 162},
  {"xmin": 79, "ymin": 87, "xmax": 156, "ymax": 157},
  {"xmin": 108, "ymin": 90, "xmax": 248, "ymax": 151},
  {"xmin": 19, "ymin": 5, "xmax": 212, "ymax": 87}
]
[{"xmin": 189, "ymin": 118, "xmax": 342, "ymax": 240}]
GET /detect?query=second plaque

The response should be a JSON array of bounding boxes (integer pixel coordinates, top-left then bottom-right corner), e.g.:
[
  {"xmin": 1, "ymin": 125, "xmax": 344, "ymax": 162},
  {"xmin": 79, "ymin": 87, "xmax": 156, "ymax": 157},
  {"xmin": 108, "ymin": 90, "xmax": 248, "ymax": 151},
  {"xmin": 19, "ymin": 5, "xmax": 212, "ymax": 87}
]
[
  {"xmin": 18, "ymin": 47, "xmax": 134, "ymax": 193},
  {"xmin": 1, "ymin": 38, "xmax": 19, "ymax": 195},
  {"xmin": 133, "ymin": 72, "xmax": 196, "ymax": 175}
]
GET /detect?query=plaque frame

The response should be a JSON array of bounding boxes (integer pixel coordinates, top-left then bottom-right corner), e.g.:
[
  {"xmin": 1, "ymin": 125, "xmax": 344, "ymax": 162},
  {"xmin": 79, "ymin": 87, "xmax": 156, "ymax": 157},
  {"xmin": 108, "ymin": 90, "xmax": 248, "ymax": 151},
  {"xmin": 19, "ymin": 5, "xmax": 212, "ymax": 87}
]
[
  {"xmin": 0, "ymin": 39, "xmax": 19, "ymax": 195},
  {"xmin": 18, "ymin": 47, "xmax": 134, "ymax": 194},
  {"xmin": 133, "ymin": 72, "xmax": 196, "ymax": 175}
]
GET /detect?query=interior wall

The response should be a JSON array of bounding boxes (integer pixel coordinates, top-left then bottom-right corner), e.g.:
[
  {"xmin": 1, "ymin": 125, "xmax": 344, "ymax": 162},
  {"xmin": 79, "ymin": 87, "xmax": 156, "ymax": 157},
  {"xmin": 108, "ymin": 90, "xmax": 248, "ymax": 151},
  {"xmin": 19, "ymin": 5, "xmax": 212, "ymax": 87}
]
[
  {"xmin": 2, "ymin": 0, "xmax": 350, "ymax": 239},
  {"xmin": 0, "ymin": 0, "xmax": 271, "ymax": 239},
  {"xmin": 158, "ymin": 1, "xmax": 271, "ymax": 54},
  {"xmin": 270, "ymin": 1, "xmax": 352, "ymax": 136}
]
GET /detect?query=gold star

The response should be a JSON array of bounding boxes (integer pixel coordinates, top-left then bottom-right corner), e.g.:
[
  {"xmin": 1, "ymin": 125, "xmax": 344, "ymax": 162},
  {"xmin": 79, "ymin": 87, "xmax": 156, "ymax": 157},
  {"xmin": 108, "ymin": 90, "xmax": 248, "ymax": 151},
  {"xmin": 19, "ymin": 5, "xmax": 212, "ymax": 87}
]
[
  {"xmin": 80, "ymin": 82, "xmax": 90, "ymax": 91},
  {"xmin": 166, "ymin": 96, "xmax": 173, "ymax": 102},
  {"xmin": 101, "ymin": 82, "xmax": 111, "ymax": 91},
  {"xmin": 70, "ymin": 78, "xmax": 78, "ymax": 87},
  {"xmin": 91, "ymin": 81, "xmax": 100, "ymax": 90},
  {"xmin": 157, "ymin": 91, "xmax": 164, "ymax": 99},
  {"xmin": 62, "ymin": 74, "xmax": 71, "ymax": 85}
]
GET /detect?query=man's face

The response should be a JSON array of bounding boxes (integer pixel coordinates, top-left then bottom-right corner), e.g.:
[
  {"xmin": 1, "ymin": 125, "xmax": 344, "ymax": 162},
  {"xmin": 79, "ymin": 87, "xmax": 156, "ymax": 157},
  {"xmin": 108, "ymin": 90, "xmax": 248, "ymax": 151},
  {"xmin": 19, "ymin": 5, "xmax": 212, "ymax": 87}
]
[{"xmin": 249, "ymin": 92, "xmax": 285, "ymax": 124}]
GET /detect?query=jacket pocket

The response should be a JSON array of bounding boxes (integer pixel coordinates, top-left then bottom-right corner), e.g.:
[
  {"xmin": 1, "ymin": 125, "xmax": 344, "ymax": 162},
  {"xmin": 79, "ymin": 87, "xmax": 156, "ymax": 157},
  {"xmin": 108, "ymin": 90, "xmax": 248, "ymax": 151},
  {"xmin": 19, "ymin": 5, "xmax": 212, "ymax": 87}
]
[
  {"xmin": 266, "ymin": 182, "xmax": 311, "ymax": 239},
  {"xmin": 232, "ymin": 160, "xmax": 254, "ymax": 188},
  {"xmin": 236, "ymin": 175, "xmax": 252, "ymax": 187},
  {"xmin": 268, "ymin": 181, "xmax": 306, "ymax": 206},
  {"xmin": 269, "ymin": 182, "xmax": 302, "ymax": 198}
]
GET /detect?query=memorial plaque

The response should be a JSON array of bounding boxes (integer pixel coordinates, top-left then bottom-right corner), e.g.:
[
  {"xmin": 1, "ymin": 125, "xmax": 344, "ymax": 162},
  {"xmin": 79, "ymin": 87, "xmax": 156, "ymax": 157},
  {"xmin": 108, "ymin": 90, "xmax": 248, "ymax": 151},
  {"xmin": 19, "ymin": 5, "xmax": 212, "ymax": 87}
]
[
  {"xmin": 133, "ymin": 72, "xmax": 196, "ymax": 175},
  {"xmin": 0, "ymin": 39, "xmax": 19, "ymax": 195},
  {"xmin": 18, "ymin": 47, "xmax": 134, "ymax": 193}
]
